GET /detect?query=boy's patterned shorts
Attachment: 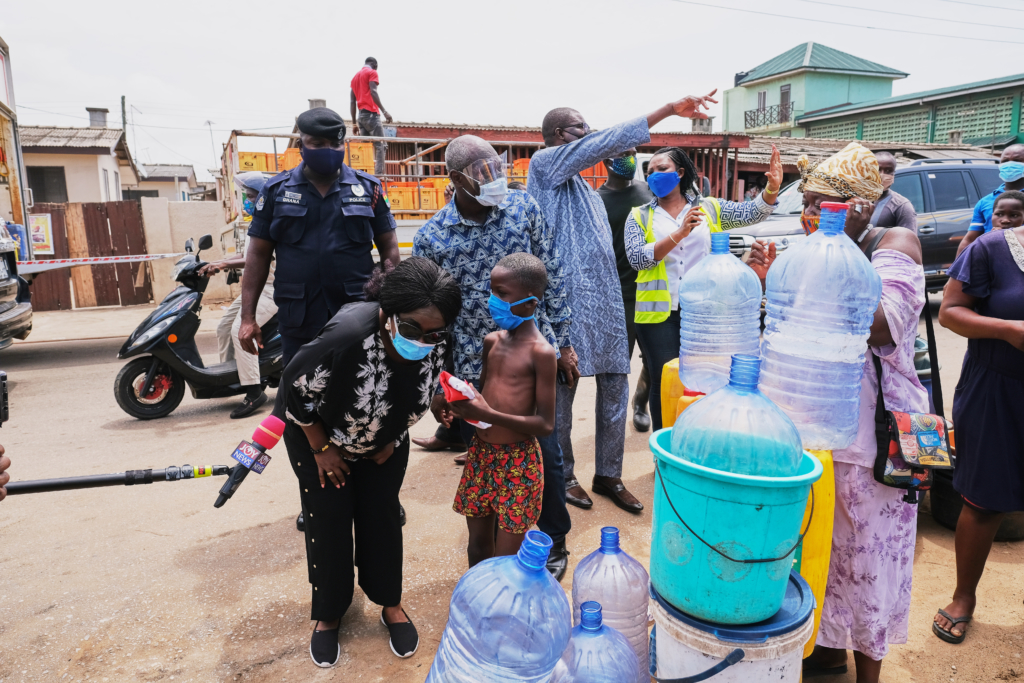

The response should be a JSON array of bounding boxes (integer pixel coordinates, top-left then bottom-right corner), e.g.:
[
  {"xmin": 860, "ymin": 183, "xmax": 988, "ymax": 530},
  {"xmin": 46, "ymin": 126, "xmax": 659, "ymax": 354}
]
[{"xmin": 453, "ymin": 435, "xmax": 544, "ymax": 534}]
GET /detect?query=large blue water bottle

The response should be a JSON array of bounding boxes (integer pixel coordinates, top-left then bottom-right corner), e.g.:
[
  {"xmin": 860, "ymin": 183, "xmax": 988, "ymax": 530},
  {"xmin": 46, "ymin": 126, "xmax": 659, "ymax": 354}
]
[
  {"xmin": 425, "ymin": 531, "xmax": 571, "ymax": 682},
  {"xmin": 758, "ymin": 201, "xmax": 882, "ymax": 449},
  {"xmin": 672, "ymin": 354, "xmax": 803, "ymax": 477},
  {"xmin": 678, "ymin": 232, "xmax": 762, "ymax": 394},
  {"xmin": 571, "ymin": 527, "xmax": 649, "ymax": 682},
  {"xmin": 550, "ymin": 602, "xmax": 641, "ymax": 683}
]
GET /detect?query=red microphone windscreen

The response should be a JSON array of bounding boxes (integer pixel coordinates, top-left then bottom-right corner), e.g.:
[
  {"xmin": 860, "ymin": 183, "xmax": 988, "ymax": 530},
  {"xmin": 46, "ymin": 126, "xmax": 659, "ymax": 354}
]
[{"xmin": 252, "ymin": 415, "xmax": 286, "ymax": 450}]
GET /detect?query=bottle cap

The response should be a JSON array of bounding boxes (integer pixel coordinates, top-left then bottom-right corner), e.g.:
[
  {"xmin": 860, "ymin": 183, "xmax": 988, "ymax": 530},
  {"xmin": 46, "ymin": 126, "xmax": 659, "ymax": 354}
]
[{"xmin": 710, "ymin": 232, "xmax": 730, "ymax": 255}]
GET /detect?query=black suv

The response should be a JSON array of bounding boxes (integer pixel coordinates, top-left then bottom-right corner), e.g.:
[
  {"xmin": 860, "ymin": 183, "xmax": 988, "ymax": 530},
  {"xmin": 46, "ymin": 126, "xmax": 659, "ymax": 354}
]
[{"xmin": 729, "ymin": 158, "xmax": 1001, "ymax": 290}]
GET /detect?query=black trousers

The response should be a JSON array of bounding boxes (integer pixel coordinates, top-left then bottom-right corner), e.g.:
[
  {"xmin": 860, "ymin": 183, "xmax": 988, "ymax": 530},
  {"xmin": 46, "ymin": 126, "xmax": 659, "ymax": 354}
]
[{"xmin": 284, "ymin": 422, "xmax": 408, "ymax": 621}]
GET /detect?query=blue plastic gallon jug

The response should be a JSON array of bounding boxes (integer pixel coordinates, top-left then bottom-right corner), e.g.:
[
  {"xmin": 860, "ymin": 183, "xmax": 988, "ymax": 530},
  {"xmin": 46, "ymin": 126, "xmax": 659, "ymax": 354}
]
[
  {"xmin": 678, "ymin": 232, "xmax": 762, "ymax": 394},
  {"xmin": 672, "ymin": 354, "xmax": 803, "ymax": 478},
  {"xmin": 425, "ymin": 530, "xmax": 571, "ymax": 682},
  {"xmin": 550, "ymin": 601, "xmax": 641, "ymax": 683},
  {"xmin": 571, "ymin": 527, "xmax": 650, "ymax": 682},
  {"xmin": 759, "ymin": 201, "xmax": 882, "ymax": 450}
]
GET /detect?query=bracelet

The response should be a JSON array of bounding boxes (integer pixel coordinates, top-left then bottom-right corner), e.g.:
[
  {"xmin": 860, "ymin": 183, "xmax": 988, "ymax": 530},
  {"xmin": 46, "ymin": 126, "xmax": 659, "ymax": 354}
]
[
  {"xmin": 669, "ymin": 232, "xmax": 681, "ymax": 245},
  {"xmin": 310, "ymin": 442, "xmax": 331, "ymax": 456}
]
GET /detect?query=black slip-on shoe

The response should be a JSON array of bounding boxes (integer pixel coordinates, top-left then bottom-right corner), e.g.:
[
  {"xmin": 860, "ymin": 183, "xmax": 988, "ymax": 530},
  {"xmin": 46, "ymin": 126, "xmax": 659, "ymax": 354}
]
[
  {"xmin": 309, "ymin": 624, "xmax": 340, "ymax": 668},
  {"xmin": 399, "ymin": 504, "xmax": 407, "ymax": 527},
  {"xmin": 230, "ymin": 391, "xmax": 268, "ymax": 419},
  {"xmin": 546, "ymin": 539, "xmax": 570, "ymax": 582},
  {"xmin": 296, "ymin": 512, "xmax": 305, "ymax": 532},
  {"xmin": 381, "ymin": 609, "xmax": 419, "ymax": 658}
]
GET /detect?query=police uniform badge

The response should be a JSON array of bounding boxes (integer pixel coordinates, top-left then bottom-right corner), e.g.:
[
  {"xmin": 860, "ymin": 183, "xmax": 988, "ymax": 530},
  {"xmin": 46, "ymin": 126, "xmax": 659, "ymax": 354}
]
[
  {"xmin": 256, "ymin": 195, "xmax": 265, "ymax": 211},
  {"xmin": 352, "ymin": 184, "xmax": 365, "ymax": 197}
]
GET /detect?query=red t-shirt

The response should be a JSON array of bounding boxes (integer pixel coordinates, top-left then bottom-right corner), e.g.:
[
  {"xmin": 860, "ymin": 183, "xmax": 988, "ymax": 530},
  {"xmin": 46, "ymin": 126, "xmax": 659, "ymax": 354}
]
[{"xmin": 350, "ymin": 66, "xmax": 380, "ymax": 113}]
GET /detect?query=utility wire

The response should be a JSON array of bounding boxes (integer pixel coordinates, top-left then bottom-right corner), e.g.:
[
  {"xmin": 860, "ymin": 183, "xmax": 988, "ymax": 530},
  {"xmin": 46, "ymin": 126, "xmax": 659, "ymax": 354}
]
[
  {"xmin": 933, "ymin": 0, "xmax": 1024, "ymax": 11},
  {"xmin": 16, "ymin": 105, "xmax": 291, "ymax": 132},
  {"xmin": 665, "ymin": 0, "xmax": 1024, "ymax": 43},
  {"xmin": 793, "ymin": 0, "xmax": 1024, "ymax": 29}
]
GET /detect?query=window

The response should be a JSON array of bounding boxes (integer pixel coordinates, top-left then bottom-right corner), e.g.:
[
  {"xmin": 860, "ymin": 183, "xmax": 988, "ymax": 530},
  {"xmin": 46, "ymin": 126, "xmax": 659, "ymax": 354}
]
[
  {"xmin": 103, "ymin": 169, "xmax": 110, "ymax": 202},
  {"xmin": 968, "ymin": 167, "xmax": 1001, "ymax": 197},
  {"xmin": 780, "ymin": 130, "xmax": 791, "ymax": 137},
  {"xmin": 114, "ymin": 171, "xmax": 120, "ymax": 198},
  {"xmin": 26, "ymin": 166, "xmax": 69, "ymax": 203},
  {"xmin": 757, "ymin": 91, "xmax": 767, "ymax": 110},
  {"xmin": 929, "ymin": 171, "xmax": 970, "ymax": 212},
  {"xmin": 122, "ymin": 189, "xmax": 159, "ymax": 200},
  {"xmin": 780, "ymin": 85, "xmax": 791, "ymax": 122},
  {"xmin": 891, "ymin": 173, "xmax": 925, "ymax": 213}
]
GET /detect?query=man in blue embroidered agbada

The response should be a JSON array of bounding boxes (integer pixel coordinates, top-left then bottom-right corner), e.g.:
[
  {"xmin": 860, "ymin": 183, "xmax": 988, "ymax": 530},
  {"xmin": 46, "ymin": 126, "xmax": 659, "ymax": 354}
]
[
  {"xmin": 527, "ymin": 91, "xmax": 717, "ymax": 513},
  {"xmin": 414, "ymin": 135, "xmax": 576, "ymax": 579}
]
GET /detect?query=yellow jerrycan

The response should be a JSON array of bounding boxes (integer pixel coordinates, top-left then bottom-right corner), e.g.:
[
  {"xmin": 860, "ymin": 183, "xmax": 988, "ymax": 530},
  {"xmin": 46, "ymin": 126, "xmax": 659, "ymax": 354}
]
[{"xmin": 794, "ymin": 449, "xmax": 835, "ymax": 659}]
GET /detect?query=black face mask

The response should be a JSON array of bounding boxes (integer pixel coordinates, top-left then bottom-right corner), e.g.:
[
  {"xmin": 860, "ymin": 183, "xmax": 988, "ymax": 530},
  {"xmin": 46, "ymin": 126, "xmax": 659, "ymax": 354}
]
[{"xmin": 301, "ymin": 145, "xmax": 346, "ymax": 175}]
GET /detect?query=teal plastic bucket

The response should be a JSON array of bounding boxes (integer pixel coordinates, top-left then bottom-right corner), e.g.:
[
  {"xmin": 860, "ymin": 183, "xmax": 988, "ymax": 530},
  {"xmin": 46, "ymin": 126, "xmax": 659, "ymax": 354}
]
[{"xmin": 649, "ymin": 428, "xmax": 822, "ymax": 625}]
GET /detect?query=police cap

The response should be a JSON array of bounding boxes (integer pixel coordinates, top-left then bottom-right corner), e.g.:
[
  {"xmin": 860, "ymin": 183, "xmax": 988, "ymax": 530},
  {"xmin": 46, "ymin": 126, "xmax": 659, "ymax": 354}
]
[{"xmin": 297, "ymin": 107, "xmax": 347, "ymax": 141}]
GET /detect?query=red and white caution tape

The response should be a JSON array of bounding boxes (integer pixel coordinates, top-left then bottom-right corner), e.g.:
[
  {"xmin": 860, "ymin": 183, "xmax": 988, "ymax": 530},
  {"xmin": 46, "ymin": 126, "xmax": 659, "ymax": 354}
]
[{"xmin": 17, "ymin": 253, "xmax": 184, "ymax": 275}]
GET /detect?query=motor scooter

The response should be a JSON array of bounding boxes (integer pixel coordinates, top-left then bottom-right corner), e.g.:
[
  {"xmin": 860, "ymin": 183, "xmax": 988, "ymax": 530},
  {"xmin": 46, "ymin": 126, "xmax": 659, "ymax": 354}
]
[{"xmin": 114, "ymin": 234, "xmax": 283, "ymax": 420}]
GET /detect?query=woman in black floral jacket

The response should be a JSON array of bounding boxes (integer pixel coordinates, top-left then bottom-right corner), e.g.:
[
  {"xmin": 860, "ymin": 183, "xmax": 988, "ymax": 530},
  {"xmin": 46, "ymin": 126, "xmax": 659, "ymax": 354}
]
[{"xmin": 273, "ymin": 257, "xmax": 461, "ymax": 668}]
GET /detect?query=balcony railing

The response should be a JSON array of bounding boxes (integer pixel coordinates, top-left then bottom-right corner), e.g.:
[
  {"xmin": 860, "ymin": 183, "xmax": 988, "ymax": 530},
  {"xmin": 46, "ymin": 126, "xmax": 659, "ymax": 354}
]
[{"xmin": 745, "ymin": 103, "xmax": 796, "ymax": 129}]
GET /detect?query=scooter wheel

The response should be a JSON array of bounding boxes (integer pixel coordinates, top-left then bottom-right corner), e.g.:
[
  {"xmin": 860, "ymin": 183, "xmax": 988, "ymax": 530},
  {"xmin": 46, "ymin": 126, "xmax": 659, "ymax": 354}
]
[{"xmin": 114, "ymin": 358, "xmax": 186, "ymax": 419}]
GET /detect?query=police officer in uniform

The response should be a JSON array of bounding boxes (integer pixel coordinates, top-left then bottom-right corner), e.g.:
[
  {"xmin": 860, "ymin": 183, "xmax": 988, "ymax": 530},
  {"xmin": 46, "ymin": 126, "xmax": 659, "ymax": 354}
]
[{"xmin": 239, "ymin": 107, "xmax": 401, "ymax": 531}]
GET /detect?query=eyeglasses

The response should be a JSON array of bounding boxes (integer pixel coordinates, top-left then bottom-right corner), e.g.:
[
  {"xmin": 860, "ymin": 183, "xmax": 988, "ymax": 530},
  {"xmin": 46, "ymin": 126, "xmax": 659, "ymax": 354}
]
[
  {"xmin": 396, "ymin": 318, "xmax": 449, "ymax": 344},
  {"xmin": 563, "ymin": 122, "xmax": 591, "ymax": 135}
]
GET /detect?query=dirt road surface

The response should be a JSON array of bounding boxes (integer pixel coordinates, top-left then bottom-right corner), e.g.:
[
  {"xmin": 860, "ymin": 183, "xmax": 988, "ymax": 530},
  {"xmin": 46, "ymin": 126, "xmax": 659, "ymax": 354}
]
[{"xmin": 0, "ymin": 300, "xmax": 1021, "ymax": 682}]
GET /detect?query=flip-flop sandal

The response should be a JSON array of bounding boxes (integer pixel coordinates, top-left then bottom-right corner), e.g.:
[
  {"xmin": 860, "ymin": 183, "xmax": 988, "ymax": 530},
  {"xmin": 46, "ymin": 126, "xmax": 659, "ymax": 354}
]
[{"xmin": 933, "ymin": 609, "xmax": 972, "ymax": 644}]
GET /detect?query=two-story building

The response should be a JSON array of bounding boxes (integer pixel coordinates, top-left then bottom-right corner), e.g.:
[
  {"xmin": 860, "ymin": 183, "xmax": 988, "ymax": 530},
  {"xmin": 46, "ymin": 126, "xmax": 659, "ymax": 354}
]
[{"xmin": 723, "ymin": 42, "xmax": 907, "ymax": 138}]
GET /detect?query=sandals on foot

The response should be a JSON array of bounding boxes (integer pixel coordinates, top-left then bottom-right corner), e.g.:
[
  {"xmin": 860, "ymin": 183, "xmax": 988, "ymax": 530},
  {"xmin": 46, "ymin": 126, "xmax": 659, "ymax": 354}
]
[
  {"xmin": 802, "ymin": 660, "xmax": 848, "ymax": 678},
  {"xmin": 933, "ymin": 608, "xmax": 972, "ymax": 644}
]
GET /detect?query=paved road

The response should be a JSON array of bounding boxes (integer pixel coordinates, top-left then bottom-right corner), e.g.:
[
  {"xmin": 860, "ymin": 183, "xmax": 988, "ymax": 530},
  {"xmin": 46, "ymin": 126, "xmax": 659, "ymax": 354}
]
[{"xmin": 0, "ymin": 315, "xmax": 1020, "ymax": 682}]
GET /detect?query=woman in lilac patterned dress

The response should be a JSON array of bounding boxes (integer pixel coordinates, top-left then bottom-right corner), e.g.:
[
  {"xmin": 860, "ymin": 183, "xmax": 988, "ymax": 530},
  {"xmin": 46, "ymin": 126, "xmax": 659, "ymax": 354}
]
[{"xmin": 750, "ymin": 144, "xmax": 926, "ymax": 683}]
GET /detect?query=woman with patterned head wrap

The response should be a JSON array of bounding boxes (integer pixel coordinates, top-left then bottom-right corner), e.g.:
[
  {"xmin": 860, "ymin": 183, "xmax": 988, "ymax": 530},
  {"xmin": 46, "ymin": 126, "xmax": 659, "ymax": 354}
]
[{"xmin": 749, "ymin": 142, "xmax": 926, "ymax": 683}]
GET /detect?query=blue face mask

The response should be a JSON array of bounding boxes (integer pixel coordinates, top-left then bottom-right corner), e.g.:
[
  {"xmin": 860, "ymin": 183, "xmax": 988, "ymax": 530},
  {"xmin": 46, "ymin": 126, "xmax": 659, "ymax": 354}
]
[
  {"xmin": 301, "ymin": 145, "xmax": 346, "ymax": 176},
  {"xmin": 999, "ymin": 161, "xmax": 1024, "ymax": 183},
  {"xmin": 488, "ymin": 293, "xmax": 538, "ymax": 330},
  {"xmin": 389, "ymin": 316, "xmax": 435, "ymax": 361},
  {"xmin": 647, "ymin": 171, "xmax": 682, "ymax": 198},
  {"xmin": 242, "ymin": 196, "xmax": 255, "ymax": 216}
]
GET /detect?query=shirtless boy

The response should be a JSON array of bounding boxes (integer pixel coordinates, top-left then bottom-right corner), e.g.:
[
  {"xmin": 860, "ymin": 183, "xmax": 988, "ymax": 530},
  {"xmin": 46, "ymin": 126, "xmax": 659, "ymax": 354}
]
[{"xmin": 447, "ymin": 253, "xmax": 558, "ymax": 567}]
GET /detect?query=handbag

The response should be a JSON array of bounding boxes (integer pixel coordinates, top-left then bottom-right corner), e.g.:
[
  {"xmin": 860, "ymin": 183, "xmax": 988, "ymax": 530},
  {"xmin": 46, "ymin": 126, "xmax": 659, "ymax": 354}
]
[
  {"xmin": 871, "ymin": 353, "xmax": 955, "ymax": 504},
  {"xmin": 864, "ymin": 227, "xmax": 954, "ymax": 504}
]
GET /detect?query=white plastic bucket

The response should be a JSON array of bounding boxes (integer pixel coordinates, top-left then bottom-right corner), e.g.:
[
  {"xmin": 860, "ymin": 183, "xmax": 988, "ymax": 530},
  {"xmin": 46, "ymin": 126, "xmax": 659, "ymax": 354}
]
[{"xmin": 649, "ymin": 576, "xmax": 814, "ymax": 682}]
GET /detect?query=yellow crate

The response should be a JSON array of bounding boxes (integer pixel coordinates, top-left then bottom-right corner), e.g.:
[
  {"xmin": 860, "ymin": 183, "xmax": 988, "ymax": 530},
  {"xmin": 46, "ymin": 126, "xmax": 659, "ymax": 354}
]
[
  {"xmin": 238, "ymin": 152, "xmax": 267, "ymax": 172},
  {"xmin": 348, "ymin": 142, "xmax": 376, "ymax": 170}
]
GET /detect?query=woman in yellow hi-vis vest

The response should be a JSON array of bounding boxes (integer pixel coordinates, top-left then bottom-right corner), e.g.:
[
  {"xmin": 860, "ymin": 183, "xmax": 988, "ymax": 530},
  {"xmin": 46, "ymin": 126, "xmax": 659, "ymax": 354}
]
[{"xmin": 623, "ymin": 145, "xmax": 782, "ymax": 430}]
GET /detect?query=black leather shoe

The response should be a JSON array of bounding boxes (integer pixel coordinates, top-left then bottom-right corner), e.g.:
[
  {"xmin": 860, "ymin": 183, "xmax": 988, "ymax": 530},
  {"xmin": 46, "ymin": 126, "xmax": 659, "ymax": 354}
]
[
  {"xmin": 296, "ymin": 512, "xmax": 305, "ymax": 532},
  {"xmin": 632, "ymin": 407, "xmax": 651, "ymax": 432},
  {"xmin": 399, "ymin": 504, "xmax": 407, "ymax": 527},
  {"xmin": 310, "ymin": 624, "xmax": 340, "ymax": 668},
  {"xmin": 230, "ymin": 391, "xmax": 268, "ymax": 419},
  {"xmin": 592, "ymin": 476, "xmax": 644, "ymax": 513},
  {"xmin": 411, "ymin": 436, "xmax": 466, "ymax": 452},
  {"xmin": 546, "ymin": 539, "xmax": 569, "ymax": 582},
  {"xmin": 565, "ymin": 482, "xmax": 594, "ymax": 510}
]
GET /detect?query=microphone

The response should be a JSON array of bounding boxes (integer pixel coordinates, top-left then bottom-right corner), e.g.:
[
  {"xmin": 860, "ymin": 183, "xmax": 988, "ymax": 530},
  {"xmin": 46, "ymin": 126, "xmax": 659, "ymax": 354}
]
[{"xmin": 214, "ymin": 415, "xmax": 285, "ymax": 508}]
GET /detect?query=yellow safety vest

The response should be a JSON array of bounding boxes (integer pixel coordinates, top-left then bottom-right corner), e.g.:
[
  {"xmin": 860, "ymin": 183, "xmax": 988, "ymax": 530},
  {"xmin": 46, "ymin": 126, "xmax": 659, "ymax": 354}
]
[{"xmin": 633, "ymin": 197, "xmax": 724, "ymax": 325}]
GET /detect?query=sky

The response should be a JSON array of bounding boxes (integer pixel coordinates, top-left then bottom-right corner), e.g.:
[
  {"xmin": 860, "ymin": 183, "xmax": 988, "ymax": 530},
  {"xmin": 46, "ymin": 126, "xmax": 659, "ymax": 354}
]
[{"xmin": 7, "ymin": 0, "xmax": 1024, "ymax": 181}]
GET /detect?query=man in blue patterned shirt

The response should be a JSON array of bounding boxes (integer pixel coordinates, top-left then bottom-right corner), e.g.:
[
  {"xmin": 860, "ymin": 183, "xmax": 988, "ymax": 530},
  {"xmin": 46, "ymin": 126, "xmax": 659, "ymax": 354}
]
[
  {"xmin": 527, "ymin": 92, "xmax": 717, "ymax": 515},
  {"xmin": 413, "ymin": 135, "xmax": 575, "ymax": 579}
]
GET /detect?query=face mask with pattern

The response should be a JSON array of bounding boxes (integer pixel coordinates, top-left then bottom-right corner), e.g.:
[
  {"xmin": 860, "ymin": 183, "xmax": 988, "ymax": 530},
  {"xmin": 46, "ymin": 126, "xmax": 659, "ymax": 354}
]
[{"xmin": 801, "ymin": 212, "xmax": 820, "ymax": 235}]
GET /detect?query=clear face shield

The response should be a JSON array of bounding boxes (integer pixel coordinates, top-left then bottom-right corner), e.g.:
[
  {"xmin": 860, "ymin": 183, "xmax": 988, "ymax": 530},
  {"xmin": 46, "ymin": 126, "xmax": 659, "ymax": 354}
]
[{"xmin": 456, "ymin": 152, "xmax": 509, "ymax": 207}]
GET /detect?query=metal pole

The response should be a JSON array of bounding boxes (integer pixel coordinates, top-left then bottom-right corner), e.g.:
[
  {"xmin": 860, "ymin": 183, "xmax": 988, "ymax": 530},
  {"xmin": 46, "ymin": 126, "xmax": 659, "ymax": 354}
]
[
  {"xmin": 272, "ymin": 138, "xmax": 279, "ymax": 172},
  {"xmin": 5, "ymin": 465, "xmax": 232, "ymax": 495}
]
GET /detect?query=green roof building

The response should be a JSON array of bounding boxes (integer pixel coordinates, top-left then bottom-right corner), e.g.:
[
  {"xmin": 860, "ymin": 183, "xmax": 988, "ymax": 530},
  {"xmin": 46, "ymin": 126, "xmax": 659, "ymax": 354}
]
[{"xmin": 723, "ymin": 43, "xmax": 907, "ymax": 137}]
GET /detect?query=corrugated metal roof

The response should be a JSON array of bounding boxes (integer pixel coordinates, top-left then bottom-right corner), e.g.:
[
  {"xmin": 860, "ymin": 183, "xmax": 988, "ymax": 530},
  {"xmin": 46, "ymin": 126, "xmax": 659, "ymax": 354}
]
[
  {"xmin": 19, "ymin": 125, "xmax": 124, "ymax": 149},
  {"xmin": 737, "ymin": 43, "xmax": 907, "ymax": 85},
  {"xmin": 797, "ymin": 72, "xmax": 1024, "ymax": 121},
  {"xmin": 140, "ymin": 164, "xmax": 195, "ymax": 180},
  {"xmin": 738, "ymin": 134, "xmax": 995, "ymax": 166}
]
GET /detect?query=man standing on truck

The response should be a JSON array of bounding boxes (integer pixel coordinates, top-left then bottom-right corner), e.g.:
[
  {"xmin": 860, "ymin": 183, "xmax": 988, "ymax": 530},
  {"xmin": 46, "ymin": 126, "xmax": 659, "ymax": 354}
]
[
  {"xmin": 957, "ymin": 143, "xmax": 1024, "ymax": 256},
  {"xmin": 350, "ymin": 57, "xmax": 393, "ymax": 176}
]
